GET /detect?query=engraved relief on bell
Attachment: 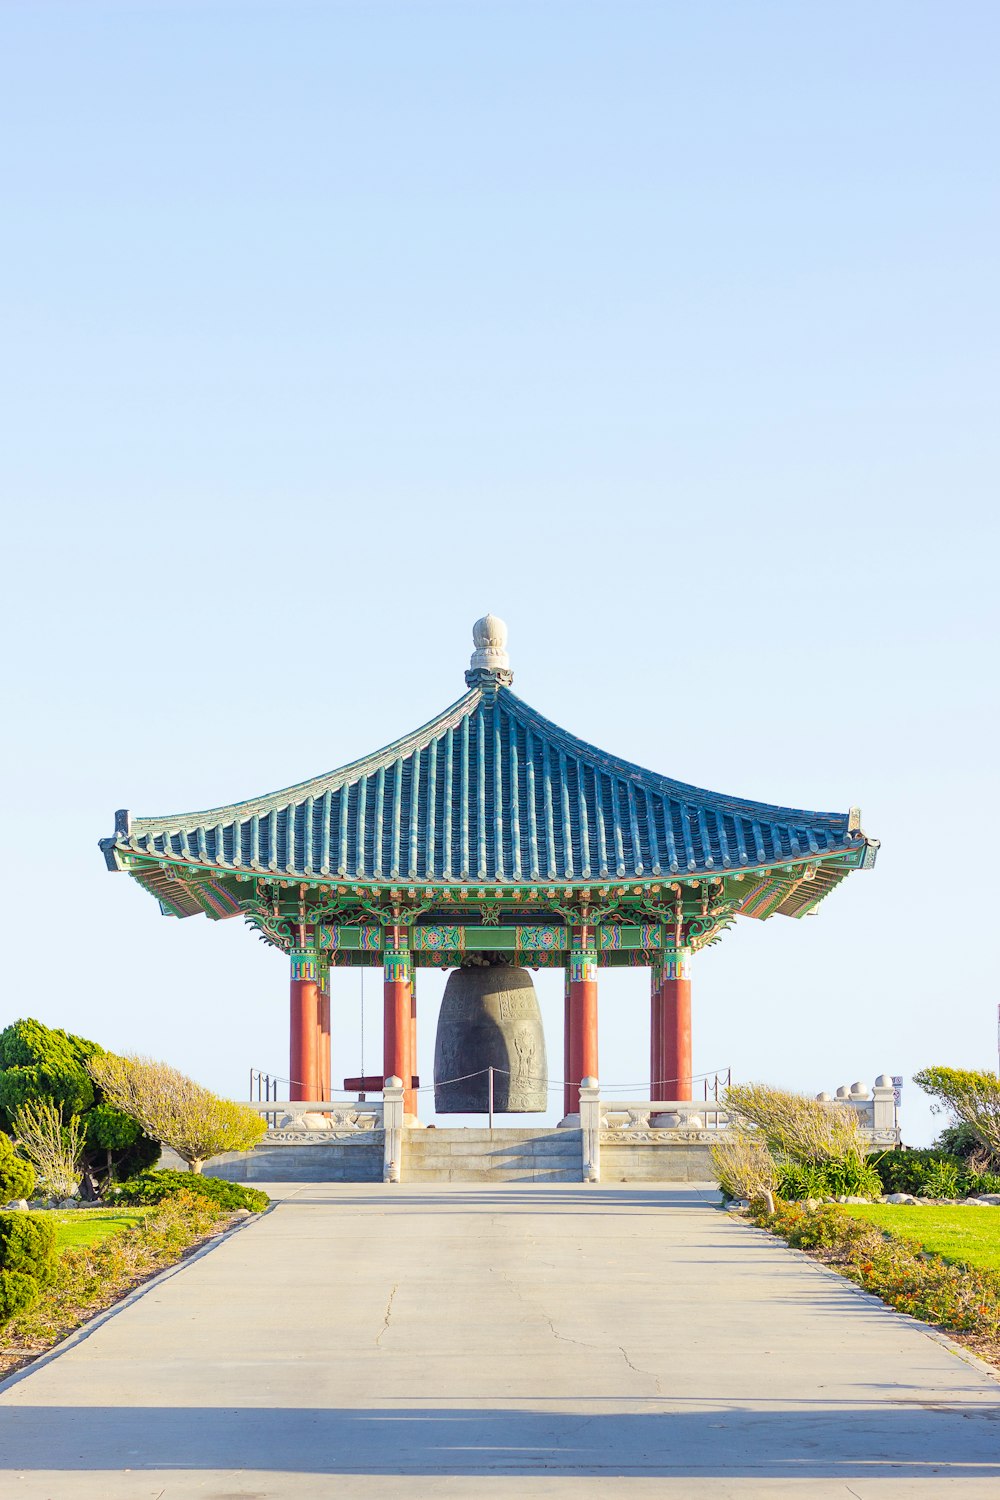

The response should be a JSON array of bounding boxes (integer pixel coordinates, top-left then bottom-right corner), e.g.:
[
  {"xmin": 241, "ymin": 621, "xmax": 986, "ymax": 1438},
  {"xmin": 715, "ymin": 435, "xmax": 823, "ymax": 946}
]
[{"xmin": 433, "ymin": 962, "xmax": 547, "ymax": 1113}]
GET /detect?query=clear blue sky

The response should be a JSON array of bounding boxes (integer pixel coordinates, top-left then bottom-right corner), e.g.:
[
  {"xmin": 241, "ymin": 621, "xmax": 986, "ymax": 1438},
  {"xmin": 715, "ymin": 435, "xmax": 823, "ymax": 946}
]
[{"xmin": 2, "ymin": 2, "xmax": 997, "ymax": 1143}]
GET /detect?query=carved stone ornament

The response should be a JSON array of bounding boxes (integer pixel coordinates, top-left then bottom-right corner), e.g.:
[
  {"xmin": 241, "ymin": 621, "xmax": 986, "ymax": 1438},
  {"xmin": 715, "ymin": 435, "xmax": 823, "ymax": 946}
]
[{"xmin": 465, "ymin": 613, "xmax": 514, "ymax": 688}]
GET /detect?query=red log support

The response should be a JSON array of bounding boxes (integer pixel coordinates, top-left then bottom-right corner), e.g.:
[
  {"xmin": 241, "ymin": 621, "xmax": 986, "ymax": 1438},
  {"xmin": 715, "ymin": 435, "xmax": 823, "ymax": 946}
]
[
  {"xmin": 563, "ymin": 970, "xmax": 573, "ymax": 1117},
  {"xmin": 318, "ymin": 980, "xmax": 331, "ymax": 1101},
  {"xmin": 566, "ymin": 929, "xmax": 599, "ymax": 1114},
  {"xmin": 384, "ymin": 946, "xmax": 415, "ymax": 1116},
  {"xmin": 650, "ymin": 970, "xmax": 663, "ymax": 1099},
  {"xmin": 290, "ymin": 973, "xmax": 322, "ymax": 1101},
  {"xmin": 659, "ymin": 953, "xmax": 692, "ymax": 1099}
]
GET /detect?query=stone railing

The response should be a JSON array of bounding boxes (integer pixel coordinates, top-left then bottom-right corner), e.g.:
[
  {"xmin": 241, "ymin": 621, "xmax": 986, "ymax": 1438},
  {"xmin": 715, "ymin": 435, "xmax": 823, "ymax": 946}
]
[
  {"xmin": 244, "ymin": 1099, "xmax": 384, "ymax": 1141},
  {"xmin": 815, "ymin": 1075, "xmax": 900, "ymax": 1146},
  {"xmin": 579, "ymin": 1074, "xmax": 900, "ymax": 1185}
]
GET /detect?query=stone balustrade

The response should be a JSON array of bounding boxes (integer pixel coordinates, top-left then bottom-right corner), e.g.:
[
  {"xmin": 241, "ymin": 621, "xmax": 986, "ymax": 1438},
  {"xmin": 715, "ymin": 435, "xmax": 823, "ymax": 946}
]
[{"xmin": 244, "ymin": 1099, "xmax": 383, "ymax": 1140}]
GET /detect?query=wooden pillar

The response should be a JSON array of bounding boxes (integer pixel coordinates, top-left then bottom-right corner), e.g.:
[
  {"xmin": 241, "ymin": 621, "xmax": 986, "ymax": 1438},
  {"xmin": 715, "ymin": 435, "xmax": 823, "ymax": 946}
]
[
  {"xmin": 318, "ymin": 968, "xmax": 331, "ymax": 1102},
  {"xmin": 290, "ymin": 950, "xmax": 322, "ymax": 1101},
  {"xmin": 410, "ymin": 969, "xmax": 418, "ymax": 1113},
  {"xmin": 383, "ymin": 943, "xmax": 414, "ymax": 1116},
  {"xmin": 650, "ymin": 967, "xmax": 663, "ymax": 1099},
  {"xmin": 660, "ymin": 949, "xmax": 692, "ymax": 1099},
  {"xmin": 563, "ymin": 968, "xmax": 573, "ymax": 1117},
  {"xmin": 567, "ymin": 926, "xmax": 599, "ymax": 1114}
]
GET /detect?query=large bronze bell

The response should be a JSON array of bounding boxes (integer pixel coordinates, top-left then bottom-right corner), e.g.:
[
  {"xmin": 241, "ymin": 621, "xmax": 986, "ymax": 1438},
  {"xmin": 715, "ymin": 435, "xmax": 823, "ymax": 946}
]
[{"xmin": 434, "ymin": 963, "xmax": 547, "ymax": 1113}]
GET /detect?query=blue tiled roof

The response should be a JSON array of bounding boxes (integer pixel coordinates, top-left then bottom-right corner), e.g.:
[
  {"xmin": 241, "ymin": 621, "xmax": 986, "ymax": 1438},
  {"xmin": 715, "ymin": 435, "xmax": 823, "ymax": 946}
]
[{"xmin": 102, "ymin": 685, "xmax": 868, "ymax": 885}]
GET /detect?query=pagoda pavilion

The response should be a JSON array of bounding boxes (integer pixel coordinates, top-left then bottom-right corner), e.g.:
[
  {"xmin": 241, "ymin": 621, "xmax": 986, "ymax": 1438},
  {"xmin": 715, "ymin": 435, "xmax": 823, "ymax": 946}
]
[{"xmin": 100, "ymin": 617, "xmax": 878, "ymax": 1118}]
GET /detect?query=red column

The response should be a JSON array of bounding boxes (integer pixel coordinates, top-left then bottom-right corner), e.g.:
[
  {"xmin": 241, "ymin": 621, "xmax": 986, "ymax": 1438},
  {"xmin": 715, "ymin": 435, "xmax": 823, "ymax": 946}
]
[
  {"xmin": 318, "ymin": 979, "xmax": 331, "ymax": 1101},
  {"xmin": 660, "ymin": 951, "xmax": 692, "ymax": 1099},
  {"xmin": 290, "ymin": 969, "xmax": 321, "ymax": 1102},
  {"xmin": 384, "ymin": 948, "xmax": 414, "ymax": 1116},
  {"xmin": 650, "ymin": 968, "xmax": 663, "ymax": 1099},
  {"xmin": 410, "ymin": 978, "xmax": 418, "ymax": 1107},
  {"xmin": 567, "ymin": 928, "xmax": 599, "ymax": 1115},
  {"xmin": 563, "ymin": 969, "xmax": 573, "ymax": 1118}
]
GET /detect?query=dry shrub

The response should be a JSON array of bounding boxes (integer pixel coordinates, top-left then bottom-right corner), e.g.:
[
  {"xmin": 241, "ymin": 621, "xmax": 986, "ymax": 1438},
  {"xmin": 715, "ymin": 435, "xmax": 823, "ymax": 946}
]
[
  {"xmin": 711, "ymin": 1125, "xmax": 778, "ymax": 1202},
  {"xmin": 12, "ymin": 1101, "xmax": 84, "ymax": 1199},
  {"xmin": 87, "ymin": 1055, "xmax": 265, "ymax": 1173},
  {"xmin": 725, "ymin": 1082, "xmax": 862, "ymax": 1165}
]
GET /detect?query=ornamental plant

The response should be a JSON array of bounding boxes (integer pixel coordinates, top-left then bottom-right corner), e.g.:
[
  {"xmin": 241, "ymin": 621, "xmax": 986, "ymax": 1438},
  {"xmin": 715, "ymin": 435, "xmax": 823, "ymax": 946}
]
[
  {"xmin": 0, "ymin": 1019, "xmax": 158, "ymax": 1182},
  {"xmin": 87, "ymin": 1055, "xmax": 266, "ymax": 1174},
  {"xmin": 12, "ymin": 1101, "xmax": 85, "ymax": 1200},
  {"xmin": 914, "ymin": 1067, "xmax": 1000, "ymax": 1169},
  {"xmin": 0, "ymin": 1131, "xmax": 34, "ymax": 1202},
  {"xmin": 111, "ymin": 1169, "xmax": 269, "ymax": 1213},
  {"xmin": 718, "ymin": 1082, "xmax": 879, "ymax": 1203},
  {"xmin": 0, "ymin": 1209, "xmax": 57, "ymax": 1283},
  {"xmin": 725, "ymin": 1082, "xmax": 863, "ymax": 1164},
  {"xmin": 710, "ymin": 1124, "xmax": 778, "ymax": 1202},
  {"xmin": 0, "ymin": 1268, "xmax": 39, "ymax": 1324}
]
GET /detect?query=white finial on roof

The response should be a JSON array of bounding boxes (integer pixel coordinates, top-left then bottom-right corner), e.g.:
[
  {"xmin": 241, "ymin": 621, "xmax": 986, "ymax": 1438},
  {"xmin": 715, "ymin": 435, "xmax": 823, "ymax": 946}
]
[{"xmin": 466, "ymin": 614, "xmax": 514, "ymax": 690}]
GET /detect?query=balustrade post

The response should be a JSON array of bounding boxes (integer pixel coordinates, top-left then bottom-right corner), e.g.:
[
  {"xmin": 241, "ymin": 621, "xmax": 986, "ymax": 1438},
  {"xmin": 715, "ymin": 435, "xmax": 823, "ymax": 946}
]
[
  {"xmin": 579, "ymin": 1076, "xmax": 601, "ymax": 1183},
  {"xmin": 382, "ymin": 1075, "xmax": 405, "ymax": 1183}
]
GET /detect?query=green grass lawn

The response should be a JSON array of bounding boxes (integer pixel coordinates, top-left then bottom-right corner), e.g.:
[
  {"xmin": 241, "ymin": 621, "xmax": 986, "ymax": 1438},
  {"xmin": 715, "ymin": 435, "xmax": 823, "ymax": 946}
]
[
  {"xmin": 842, "ymin": 1205, "xmax": 1000, "ymax": 1273},
  {"xmin": 44, "ymin": 1208, "xmax": 151, "ymax": 1251}
]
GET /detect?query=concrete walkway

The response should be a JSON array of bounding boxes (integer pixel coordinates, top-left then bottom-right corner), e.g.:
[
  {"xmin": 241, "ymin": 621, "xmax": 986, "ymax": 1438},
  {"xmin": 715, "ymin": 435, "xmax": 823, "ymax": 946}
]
[{"xmin": 1, "ymin": 1184, "xmax": 998, "ymax": 1498}]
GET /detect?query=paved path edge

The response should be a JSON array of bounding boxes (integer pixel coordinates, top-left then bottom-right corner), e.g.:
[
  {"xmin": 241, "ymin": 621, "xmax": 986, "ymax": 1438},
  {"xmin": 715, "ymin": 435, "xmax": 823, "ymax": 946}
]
[
  {"xmin": 0, "ymin": 1209, "xmax": 268, "ymax": 1398},
  {"xmin": 733, "ymin": 1212, "xmax": 1000, "ymax": 1384}
]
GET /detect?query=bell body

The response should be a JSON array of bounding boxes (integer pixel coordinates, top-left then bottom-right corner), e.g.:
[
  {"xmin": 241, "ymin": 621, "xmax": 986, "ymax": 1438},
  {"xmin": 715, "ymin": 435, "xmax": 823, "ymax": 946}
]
[{"xmin": 434, "ymin": 963, "xmax": 547, "ymax": 1113}]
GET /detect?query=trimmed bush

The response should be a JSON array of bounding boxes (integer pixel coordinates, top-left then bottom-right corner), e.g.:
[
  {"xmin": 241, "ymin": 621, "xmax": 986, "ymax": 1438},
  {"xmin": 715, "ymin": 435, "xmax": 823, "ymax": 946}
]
[
  {"xmin": 111, "ymin": 1170, "xmax": 268, "ymax": 1214},
  {"xmin": 0, "ymin": 1268, "xmax": 39, "ymax": 1323},
  {"xmin": 0, "ymin": 1019, "xmax": 159, "ymax": 1182},
  {"xmin": 872, "ymin": 1149, "xmax": 1000, "ymax": 1199},
  {"xmin": 85, "ymin": 1103, "xmax": 159, "ymax": 1180},
  {"xmin": 777, "ymin": 1153, "xmax": 883, "ymax": 1201},
  {"xmin": 0, "ymin": 1131, "xmax": 34, "ymax": 1202},
  {"xmin": 0, "ymin": 1211, "xmax": 57, "ymax": 1284}
]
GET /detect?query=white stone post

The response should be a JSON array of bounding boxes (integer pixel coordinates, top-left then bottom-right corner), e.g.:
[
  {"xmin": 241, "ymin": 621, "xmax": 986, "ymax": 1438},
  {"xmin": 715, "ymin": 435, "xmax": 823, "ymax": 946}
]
[
  {"xmin": 383, "ymin": 1075, "xmax": 404, "ymax": 1184},
  {"xmin": 579, "ymin": 1076, "xmax": 601, "ymax": 1184},
  {"xmin": 872, "ymin": 1074, "xmax": 897, "ymax": 1134}
]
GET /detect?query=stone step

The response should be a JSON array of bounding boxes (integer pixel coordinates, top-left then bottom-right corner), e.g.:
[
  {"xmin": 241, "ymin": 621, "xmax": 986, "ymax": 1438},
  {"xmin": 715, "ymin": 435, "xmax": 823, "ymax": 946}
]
[{"xmin": 405, "ymin": 1162, "xmax": 579, "ymax": 1179}]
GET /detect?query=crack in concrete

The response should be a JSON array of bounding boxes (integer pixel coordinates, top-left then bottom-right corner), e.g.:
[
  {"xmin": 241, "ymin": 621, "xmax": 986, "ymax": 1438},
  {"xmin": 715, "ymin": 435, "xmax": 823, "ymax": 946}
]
[
  {"xmin": 375, "ymin": 1282, "xmax": 398, "ymax": 1347},
  {"xmin": 618, "ymin": 1342, "xmax": 664, "ymax": 1395},
  {"xmin": 542, "ymin": 1315, "xmax": 662, "ymax": 1394}
]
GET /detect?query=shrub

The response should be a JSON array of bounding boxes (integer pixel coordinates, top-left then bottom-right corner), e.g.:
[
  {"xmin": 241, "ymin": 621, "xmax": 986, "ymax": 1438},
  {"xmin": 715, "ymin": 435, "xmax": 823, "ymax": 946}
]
[
  {"xmin": 0, "ymin": 1131, "xmax": 34, "ymax": 1202},
  {"xmin": 776, "ymin": 1152, "xmax": 883, "ymax": 1200},
  {"xmin": 725, "ymin": 1083, "xmax": 862, "ymax": 1165},
  {"xmin": 871, "ymin": 1149, "xmax": 998, "ymax": 1199},
  {"xmin": 0, "ymin": 1210, "xmax": 57, "ymax": 1283},
  {"xmin": 965, "ymin": 1170, "xmax": 1000, "ymax": 1196},
  {"xmin": 757, "ymin": 1202, "xmax": 869, "ymax": 1250},
  {"xmin": 711, "ymin": 1126, "xmax": 778, "ymax": 1202},
  {"xmin": 916, "ymin": 1158, "xmax": 963, "ymax": 1199},
  {"xmin": 0, "ymin": 1268, "xmax": 39, "ymax": 1323},
  {"xmin": 934, "ymin": 1122, "xmax": 988, "ymax": 1161},
  {"xmin": 914, "ymin": 1066, "xmax": 1000, "ymax": 1169},
  {"xmin": 0, "ymin": 1019, "xmax": 158, "ymax": 1182},
  {"xmin": 755, "ymin": 1202, "xmax": 1000, "ymax": 1337},
  {"xmin": 874, "ymin": 1149, "xmax": 960, "ymax": 1197},
  {"xmin": 0, "ymin": 1020, "xmax": 96, "ymax": 1127},
  {"xmin": 85, "ymin": 1103, "xmax": 159, "ymax": 1180},
  {"xmin": 12, "ymin": 1101, "xmax": 84, "ymax": 1200},
  {"xmin": 111, "ymin": 1169, "xmax": 269, "ymax": 1213},
  {"xmin": 88, "ymin": 1055, "xmax": 266, "ymax": 1174}
]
